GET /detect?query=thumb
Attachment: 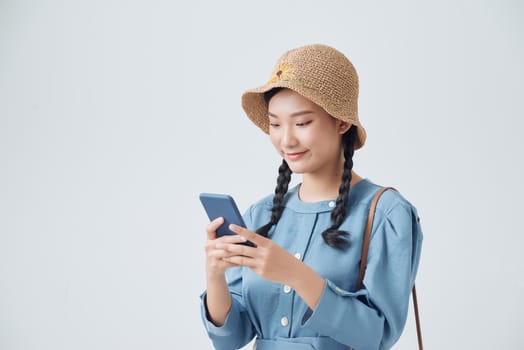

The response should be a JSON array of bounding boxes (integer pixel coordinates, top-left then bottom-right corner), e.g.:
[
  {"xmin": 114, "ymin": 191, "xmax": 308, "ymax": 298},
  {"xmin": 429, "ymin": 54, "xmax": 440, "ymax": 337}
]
[{"xmin": 206, "ymin": 217, "xmax": 224, "ymax": 240}]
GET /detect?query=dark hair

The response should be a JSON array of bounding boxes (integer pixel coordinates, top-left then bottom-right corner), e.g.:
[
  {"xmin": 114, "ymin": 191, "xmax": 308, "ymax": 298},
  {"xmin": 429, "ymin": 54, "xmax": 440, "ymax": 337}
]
[{"xmin": 256, "ymin": 88, "xmax": 356, "ymax": 250}]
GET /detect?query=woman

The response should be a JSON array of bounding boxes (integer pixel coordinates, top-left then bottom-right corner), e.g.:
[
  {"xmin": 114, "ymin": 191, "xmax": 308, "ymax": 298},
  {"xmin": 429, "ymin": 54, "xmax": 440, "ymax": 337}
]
[{"xmin": 200, "ymin": 44, "xmax": 423, "ymax": 350}]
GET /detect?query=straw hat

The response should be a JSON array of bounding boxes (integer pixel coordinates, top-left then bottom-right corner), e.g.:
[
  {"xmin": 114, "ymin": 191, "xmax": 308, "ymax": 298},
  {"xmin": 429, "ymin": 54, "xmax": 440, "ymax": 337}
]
[{"xmin": 241, "ymin": 44, "xmax": 366, "ymax": 149}]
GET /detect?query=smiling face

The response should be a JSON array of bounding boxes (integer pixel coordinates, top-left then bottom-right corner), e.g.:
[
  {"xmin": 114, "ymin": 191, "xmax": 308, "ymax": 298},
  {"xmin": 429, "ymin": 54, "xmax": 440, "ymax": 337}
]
[{"xmin": 267, "ymin": 89, "xmax": 351, "ymax": 176}]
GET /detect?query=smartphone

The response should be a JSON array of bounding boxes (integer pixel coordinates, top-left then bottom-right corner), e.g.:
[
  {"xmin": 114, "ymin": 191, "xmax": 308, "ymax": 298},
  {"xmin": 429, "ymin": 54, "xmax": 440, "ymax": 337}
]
[{"xmin": 199, "ymin": 193, "xmax": 254, "ymax": 246}]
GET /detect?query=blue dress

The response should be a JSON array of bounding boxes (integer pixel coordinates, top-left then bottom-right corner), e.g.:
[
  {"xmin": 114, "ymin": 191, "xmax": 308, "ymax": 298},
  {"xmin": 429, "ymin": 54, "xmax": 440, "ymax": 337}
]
[{"xmin": 200, "ymin": 178, "xmax": 423, "ymax": 350}]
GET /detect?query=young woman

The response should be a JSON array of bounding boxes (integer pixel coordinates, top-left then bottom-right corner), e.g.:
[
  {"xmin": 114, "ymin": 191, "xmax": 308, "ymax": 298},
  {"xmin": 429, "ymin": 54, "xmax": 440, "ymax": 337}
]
[{"xmin": 200, "ymin": 44, "xmax": 423, "ymax": 350}]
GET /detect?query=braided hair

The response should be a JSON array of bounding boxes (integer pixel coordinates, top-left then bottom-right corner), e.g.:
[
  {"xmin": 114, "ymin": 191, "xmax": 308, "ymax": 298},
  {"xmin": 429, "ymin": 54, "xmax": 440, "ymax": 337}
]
[
  {"xmin": 256, "ymin": 159, "xmax": 292, "ymax": 237},
  {"xmin": 320, "ymin": 128, "xmax": 355, "ymax": 249},
  {"xmin": 256, "ymin": 88, "xmax": 357, "ymax": 250}
]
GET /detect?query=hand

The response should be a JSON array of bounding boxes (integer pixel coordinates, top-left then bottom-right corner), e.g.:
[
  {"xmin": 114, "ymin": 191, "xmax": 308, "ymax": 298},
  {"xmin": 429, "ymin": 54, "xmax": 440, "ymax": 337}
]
[
  {"xmin": 205, "ymin": 217, "xmax": 249, "ymax": 279},
  {"xmin": 217, "ymin": 224, "xmax": 299, "ymax": 286}
]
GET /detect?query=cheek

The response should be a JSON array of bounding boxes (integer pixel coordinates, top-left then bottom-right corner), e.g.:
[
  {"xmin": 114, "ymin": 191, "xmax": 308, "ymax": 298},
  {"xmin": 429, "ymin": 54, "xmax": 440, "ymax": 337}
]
[
  {"xmin": 269, "ymin": 133, "xmax": 280, "ymax": 149},
  {"xmin": 310, "ymin": 131, "xmax": 341, "ymax": 155},
  {"xmin": 300, "ymin": 129, "xmax": 324, "ymax": 148}
]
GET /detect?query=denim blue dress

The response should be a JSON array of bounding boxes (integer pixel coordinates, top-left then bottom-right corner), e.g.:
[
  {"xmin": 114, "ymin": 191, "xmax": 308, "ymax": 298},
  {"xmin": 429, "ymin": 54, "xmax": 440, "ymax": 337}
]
[{"xmin": 201, "ymin": 178, "xmax": 423, "ymax": 350}]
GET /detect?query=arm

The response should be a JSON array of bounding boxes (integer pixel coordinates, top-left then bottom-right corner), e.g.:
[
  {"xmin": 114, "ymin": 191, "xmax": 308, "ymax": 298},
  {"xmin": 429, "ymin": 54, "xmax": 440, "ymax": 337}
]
[
  {"xmin": 224, "ymin": 224, "xmax": 325, "ymax": 310},
  {"xmin": 301, "ymin": 203, "xmax": 423, "ymax": 349},
  {"xmin": 200, "ymin": 218, "xmax": 256, "ymax": 349},
  {"xmin": 287, "ymin": 259, "xmax": 326, "ymax": 310},
  {"xmin": 203, "ymin": 217, "xmax": 236, "ymax": 326},
  {"xmin": 205, "ymin": 272, "xmax": 231, "ymax": 326}
]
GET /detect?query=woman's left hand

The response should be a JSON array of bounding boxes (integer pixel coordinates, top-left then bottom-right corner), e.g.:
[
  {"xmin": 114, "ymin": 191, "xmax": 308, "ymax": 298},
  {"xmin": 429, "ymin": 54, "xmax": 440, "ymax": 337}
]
[{"xmin": 216, "ymin": 224, "xmax": 298, "ymax": 286}]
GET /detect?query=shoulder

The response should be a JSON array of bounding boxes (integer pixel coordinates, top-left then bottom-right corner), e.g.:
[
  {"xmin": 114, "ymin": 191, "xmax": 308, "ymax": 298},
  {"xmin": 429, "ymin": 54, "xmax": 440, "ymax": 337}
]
[
  {"xmin": 246, "ymin": 184, "xmax": 299, "ymax": 212},
  {"xmin": 376, "ymin": 188, "xmax": 417, "ymax": 217},
  {"xmin": 242, "ymin": 185, "xmax": 301, "ymax": 229},
  {"xmin": 249, "ymin": 192, "xmax": 274, "ymax": 210},
  {"xmin": 353, "ymin": 179, "xmax": 420, "ymax": 227},
  {"xmin": 357, "ymin": 181, "xmax": 424, "ymax": 248}
]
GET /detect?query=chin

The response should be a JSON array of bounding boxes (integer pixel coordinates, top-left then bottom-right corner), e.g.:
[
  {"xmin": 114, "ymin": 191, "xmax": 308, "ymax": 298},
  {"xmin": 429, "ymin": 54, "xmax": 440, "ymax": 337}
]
[{"xmin": 287, "ymin": 164, "xmax": 309, "ymax": 174}]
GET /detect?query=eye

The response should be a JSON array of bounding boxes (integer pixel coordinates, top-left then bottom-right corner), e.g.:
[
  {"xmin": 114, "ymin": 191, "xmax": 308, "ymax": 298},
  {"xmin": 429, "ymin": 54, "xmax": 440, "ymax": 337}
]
[
  {"xmin": 296, "ymin": 120, "xmax": 312, "ymax": 127},
  {"xmin": 269, "ymin": 123, "xmax": 280, "ymax": 128}
]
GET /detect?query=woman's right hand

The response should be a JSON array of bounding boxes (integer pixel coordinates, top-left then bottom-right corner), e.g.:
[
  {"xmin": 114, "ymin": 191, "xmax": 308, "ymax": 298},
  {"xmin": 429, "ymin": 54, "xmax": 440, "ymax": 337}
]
[
  {"xmin": 204, "ymin": 217, "xmax": 247, "ymax": 326},
  {"xmin": 205, "ymin": 217, "xmax": 248, "ymax": 279}
]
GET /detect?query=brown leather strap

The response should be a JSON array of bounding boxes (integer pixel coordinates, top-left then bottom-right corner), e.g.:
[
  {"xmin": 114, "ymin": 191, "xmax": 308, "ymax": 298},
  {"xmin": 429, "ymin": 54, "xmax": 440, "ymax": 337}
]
[
  {"xmin": 412, "ymin": 285, "xmax": 423, "ymax": 350},
  {"xmin": 351, "ymin": 187, "xmax": 423, "ymax": 350},
  {"xmin": 357, "ymin": 187, "xmax": 393, "ymax": 290}
]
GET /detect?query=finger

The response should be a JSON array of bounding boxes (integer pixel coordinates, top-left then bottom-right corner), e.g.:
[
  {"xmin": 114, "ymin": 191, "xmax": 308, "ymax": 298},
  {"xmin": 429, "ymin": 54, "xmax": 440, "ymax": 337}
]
[
  {"xmin": 220, "ymin": 260, "xmax": 239, "ymax": 269},
  {"xmin": 206, "ymin": 238, "xmax": 248, "ymax": 257},
  {"xmin": 215, "ymin": 234, "xmax": 248, "ymax": 244},
  {"xmin": 207, "ymin": 251, "xmax": 239, "ymax": 269},
  {"xmin": 224, "ymin": 255, "xmax": 257, "ymax": 268},
  {"xmin": 229, "ymin": 224, "xmax": 264, "ymax": 246},
  {"xmin": 205, "ymin": 217, "xmax": 224, "ymax": 240},
  {"xmin": 207, "ymin": 247, "xmax": 239, "ymax": 260},
  {"xmin": 215, "ymin": 242, "xmax": 256, "ymax": 257}
]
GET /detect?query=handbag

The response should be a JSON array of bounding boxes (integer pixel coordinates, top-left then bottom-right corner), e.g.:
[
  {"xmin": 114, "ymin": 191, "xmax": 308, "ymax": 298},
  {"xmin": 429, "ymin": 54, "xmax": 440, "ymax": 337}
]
[{"xmin": 350, "ymin": 187, "xmax": 423, "ymax": 350}]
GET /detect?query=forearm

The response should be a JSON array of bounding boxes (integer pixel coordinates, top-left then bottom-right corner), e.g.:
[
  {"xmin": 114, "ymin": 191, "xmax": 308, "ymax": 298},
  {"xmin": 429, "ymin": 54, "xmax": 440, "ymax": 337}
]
[
  {"xmin": 205, "ymin": 274, "xmax": 232, "ymax": 326},
  {"xmin": 288, "ymin": 260, "xmax": 325, "ymax": 310}
]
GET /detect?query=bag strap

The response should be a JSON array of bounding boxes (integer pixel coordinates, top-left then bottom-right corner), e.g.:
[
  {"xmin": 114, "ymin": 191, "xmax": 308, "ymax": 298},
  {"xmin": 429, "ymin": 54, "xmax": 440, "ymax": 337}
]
[{"xmin": 353, "ymin": 187, "xmax": 423, "ymax": 350}]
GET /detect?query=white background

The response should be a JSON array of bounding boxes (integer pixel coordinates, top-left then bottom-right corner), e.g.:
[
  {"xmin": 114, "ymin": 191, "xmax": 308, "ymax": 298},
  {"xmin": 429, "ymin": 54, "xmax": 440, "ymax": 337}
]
[{"xmin": 1, "ymin": 0, "xmax": 523, "ymax": 349}]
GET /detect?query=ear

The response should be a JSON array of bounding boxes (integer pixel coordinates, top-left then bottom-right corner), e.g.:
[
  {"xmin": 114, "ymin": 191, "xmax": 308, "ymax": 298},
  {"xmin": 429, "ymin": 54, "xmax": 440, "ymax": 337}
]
[{"xmin": 337, "ymin": 121, "xmax": 352, "ymax": 134}]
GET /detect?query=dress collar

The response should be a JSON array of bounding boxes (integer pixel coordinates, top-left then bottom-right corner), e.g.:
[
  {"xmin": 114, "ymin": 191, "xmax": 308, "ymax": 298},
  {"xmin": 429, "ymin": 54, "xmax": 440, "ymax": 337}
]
[{"xmin": 283, "ymin": 178, "xmax": 370, "ymax": 214}]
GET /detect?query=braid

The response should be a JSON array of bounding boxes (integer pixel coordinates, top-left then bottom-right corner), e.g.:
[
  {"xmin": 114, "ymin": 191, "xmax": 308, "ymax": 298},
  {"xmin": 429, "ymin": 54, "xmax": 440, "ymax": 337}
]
[
  {"xmin": 256, "ymin": 159, "xmax": 292, "ymax": 237},
  {"xmin": 321, "ymin": 126, "xmax": 357, "ymax": 250}
]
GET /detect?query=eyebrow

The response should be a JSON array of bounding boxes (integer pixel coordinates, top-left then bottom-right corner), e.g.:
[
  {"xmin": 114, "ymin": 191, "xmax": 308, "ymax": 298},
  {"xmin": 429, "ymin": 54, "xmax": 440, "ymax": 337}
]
[{"xmin": 267, "ymin": 110, "xmax": 315, "ymax": 118}]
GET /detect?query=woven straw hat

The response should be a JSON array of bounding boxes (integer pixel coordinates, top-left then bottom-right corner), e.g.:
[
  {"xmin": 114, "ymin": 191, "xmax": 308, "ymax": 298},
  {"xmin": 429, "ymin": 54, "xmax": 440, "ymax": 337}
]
[{"xmin": 241, "ymin": 44, "xmax": 366, "ymax": 149}]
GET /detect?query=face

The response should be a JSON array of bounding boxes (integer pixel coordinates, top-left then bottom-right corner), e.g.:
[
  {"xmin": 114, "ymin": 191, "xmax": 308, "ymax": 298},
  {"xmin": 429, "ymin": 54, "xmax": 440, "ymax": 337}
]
[{"xmin": 267, "ymin": 89, "xmax": 350, "ymax": 176}]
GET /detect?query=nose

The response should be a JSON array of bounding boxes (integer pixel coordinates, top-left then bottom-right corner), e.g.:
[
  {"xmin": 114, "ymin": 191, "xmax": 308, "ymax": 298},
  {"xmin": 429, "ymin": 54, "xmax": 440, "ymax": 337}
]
[{"xmin": 281, "ymin": 126, "xmax": 298, "ymax": 148}]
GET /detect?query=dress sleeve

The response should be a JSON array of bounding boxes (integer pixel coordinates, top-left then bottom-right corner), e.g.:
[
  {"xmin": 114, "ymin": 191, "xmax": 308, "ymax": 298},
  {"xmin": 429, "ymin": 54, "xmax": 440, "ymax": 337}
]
[
  {"xmin": 301, "ymin": 202, "xmax": 423, "ymax": 350},
  {"xmin": 199, "ymin": 207, "xmax": 257, "ymax": 350}
]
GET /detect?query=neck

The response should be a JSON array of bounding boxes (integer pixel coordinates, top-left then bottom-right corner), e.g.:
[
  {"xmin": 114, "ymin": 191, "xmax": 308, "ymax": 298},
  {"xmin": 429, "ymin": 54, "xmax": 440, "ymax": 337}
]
[{"xmin": 299, "ymin": 161, "xmax": 363, "ymax": 203}]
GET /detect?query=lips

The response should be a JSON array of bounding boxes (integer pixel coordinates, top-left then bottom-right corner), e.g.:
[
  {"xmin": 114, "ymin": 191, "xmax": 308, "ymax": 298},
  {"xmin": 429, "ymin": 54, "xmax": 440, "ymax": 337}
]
[{"xmin": 285, "ymin": 151, "xmax": 308, "ymax": 160}]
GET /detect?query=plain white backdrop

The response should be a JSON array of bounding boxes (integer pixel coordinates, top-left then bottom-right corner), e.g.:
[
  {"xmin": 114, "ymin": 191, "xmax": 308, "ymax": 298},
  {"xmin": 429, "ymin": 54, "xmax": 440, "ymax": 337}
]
[{"xmin": 1, "ymin": 0, "xmax": 523, "ymax": 349}]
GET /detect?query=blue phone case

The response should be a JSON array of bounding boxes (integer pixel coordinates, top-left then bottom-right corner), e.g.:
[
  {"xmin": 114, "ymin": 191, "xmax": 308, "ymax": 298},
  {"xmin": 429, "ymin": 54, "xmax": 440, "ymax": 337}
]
[{"xmin": 199, "ymin": 193, "xmax": 254, "ymax": 246}]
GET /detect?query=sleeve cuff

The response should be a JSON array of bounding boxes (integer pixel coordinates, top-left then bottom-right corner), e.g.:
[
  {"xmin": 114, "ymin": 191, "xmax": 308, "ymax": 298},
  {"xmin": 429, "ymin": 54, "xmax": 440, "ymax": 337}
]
[
  {"xmin": 200, "ymin": 291, "xmax": 242, "ymax": 337},
  {"xmin": 301, "ymin": 280, "xmax": 382, "ymax": 349},
  {"xmin": 301, "ymin": 279, "xmax": 369, "ymax": 326}
]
